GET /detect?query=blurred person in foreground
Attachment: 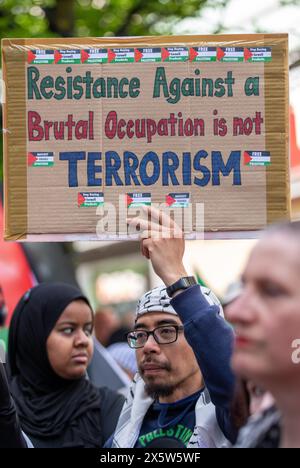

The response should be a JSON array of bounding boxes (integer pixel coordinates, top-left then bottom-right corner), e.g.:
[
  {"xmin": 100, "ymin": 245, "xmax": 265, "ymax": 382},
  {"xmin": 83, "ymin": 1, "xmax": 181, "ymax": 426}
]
[
  {"xmin": 223, "ymin": 282, "xmax": 275, "ymax": 437},
  {"xmin": 224, "ymin": 284, "xmax": 272, "ymax": 417},
  {"xmin": 106, "ymin": 207, "xmax": 236, "ymax": 448},
  {"xmin": 226, "ymin": 222, "xmax": 300, "ymax": 448},
  {"xmin": 7, "ymin": 283, "xmax": 124, "ymax": 448}
]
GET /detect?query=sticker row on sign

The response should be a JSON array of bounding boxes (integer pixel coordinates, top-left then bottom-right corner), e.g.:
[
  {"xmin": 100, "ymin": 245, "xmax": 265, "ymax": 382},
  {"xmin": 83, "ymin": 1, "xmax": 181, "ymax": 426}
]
[
  {"xmin": 77, "ymin": 193, "xmax": 191, "ymax": 208},
  {"xmin": 28, "ymin": 47, "xmax": 272, "ymax": 65}
]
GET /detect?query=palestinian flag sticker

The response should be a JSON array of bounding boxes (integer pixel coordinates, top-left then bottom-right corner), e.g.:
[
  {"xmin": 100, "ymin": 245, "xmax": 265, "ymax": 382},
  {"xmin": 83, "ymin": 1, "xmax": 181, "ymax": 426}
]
[
  {"xmin": 190, "ymin": 47, "xmax": 217, "ymax": 62},
  {"xmin": 161, "ymin": 47, "xmax": 189, "ymax": 62},
  {"xmin": 28, "ymin": 152, "xmax": 54, "ymax": 167},
  {"xmin": 166, "ymin": 193, "xmax": 190, "ymax": 208},
  {"xmin": 81, "ymin": 49, "xmax": 108, "ymax": 64},
  {"xmin": 78, "ymin": 192, "xmax": 104, "ymax": 208},
  {"xmin": 108, "ymin": 48, "xmax": 135, "ymax": 63},
  {"xmin": 28, "ymin": 50, "xmax": 55, "ymax": 65},
  {"xmin": 127, "ymin": 193, "xmax": 151, "ymax": 208},
  {"xmin": 244, "ymin": 151, "xmax": 271, "ymax": 167},
  {"xmin": 244, "ymin": 47, "xmax": 272, "ymax": 62},
  {"xmin": 217, "ymin": 47, "xmax": 244, "ymax": 62},
  {"xmin": 54, "ymin": 50, "xmax": 81, "ymax": 64},
  {"xmin": 135, "ymin": 48, "xmax": 161, "ymax": 63}
]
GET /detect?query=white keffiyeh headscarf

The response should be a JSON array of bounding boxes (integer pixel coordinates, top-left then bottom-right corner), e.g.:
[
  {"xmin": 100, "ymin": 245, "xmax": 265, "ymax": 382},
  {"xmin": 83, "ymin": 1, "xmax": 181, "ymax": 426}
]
[{"xmin": 136, "ymin": 285, "xmax": 224, "ymax": 319}]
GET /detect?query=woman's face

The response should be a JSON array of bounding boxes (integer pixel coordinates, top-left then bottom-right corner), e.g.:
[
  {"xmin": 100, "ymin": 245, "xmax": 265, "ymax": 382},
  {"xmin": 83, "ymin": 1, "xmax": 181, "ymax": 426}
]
[
  {"xmin": 47, "ymin": 300, "xmax": 94, "ymax": 379},
  {"xmin": 226, "ymin": 233, "xmax": 300, "ymax": 388}
]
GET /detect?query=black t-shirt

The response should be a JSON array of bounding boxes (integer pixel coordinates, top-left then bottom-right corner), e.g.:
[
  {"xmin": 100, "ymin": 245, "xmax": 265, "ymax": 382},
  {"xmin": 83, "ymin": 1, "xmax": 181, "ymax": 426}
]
[{"xmin": 135, "ymin": 390, "xmax": 202, "ymax": 449}]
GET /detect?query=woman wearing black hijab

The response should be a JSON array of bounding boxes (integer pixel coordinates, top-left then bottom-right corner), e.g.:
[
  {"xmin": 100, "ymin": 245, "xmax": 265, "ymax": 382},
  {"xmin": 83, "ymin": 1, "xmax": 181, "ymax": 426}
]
[{"xmin": 8, "ymin": 283, "xmax": 125, "ymax": 448}]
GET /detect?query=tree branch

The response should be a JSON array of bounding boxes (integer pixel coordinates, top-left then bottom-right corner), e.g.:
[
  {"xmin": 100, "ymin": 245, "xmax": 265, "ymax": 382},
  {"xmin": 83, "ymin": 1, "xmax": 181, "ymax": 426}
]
[{"xmin": 44, "ymin": 0, "xmax": 75, "ymax": 37}]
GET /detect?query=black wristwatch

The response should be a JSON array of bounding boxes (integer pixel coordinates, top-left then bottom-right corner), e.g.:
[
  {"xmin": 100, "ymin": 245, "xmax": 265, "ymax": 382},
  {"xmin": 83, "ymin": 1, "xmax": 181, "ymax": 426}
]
[{"xmin": 166, "ymin": 276, "xmax": 197, "ymax": 298}]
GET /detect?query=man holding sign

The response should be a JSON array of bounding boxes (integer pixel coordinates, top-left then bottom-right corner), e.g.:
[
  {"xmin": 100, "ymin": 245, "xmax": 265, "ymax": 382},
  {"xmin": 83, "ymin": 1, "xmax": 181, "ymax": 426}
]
[{"xmin": 107, "ymin": 207, "xmax": 236, "ymax": 448}]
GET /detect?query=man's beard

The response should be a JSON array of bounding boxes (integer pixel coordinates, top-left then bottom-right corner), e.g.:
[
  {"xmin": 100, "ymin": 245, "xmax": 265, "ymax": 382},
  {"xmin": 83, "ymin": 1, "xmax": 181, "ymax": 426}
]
[
  {"xmin": 140, "ymin": 361, "xmax": 175, "ymax": 399},
  {"xmin": 144, "ymin": 381, "xmax": 177, "ymax": 400}
]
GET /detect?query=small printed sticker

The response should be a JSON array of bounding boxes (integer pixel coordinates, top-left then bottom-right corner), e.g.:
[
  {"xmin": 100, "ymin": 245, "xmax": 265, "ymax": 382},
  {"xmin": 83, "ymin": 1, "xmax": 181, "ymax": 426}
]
[
  {"xmin": 78, "ymin": 192, "xmax": 104, "ymax": 208},
  {"xmin": 161, "ymin": 47, "xmax": 189, "ymax": 62},
  {"xmin": 81, "ymin": 49, "xmax": 108, "ymax": 64},
  {"xmin": 244, "ymin": 47, "xmax": 272, "ymax": 62},
  {"xmin": 135, "ymin": 48, "xmax": 162, "ymax": 63},
  {"xmin": 190, "ymin": 47, "xmax": 217, "ymax": 62},
  {"xmin": 108, "ymin": 48, "xmax": 135, "ymax": 63},
  {"xmin": 54, "ymin": 50, "xmax": 81, "ymax": 64},
  {"xmin": 217, "ymin": 47, "xmax": 244, "ymax": 62},
  {"xmin": 28, "ymin": 152, "xmax": 54, "ymax": 167},
  {"xmin": 166, "ymin": 193, "xmax": 190, "ymax": 208},
  {"xmin": 28, "ymin": 50, "xmax": 55, "ymax": 65},
  {"xmin": 244, "ymin": 151, "xmax": 271, "ymax": 166},
  {"xmin": 127, "ymin": 193, "xmax": 151, "ymax": 208}
]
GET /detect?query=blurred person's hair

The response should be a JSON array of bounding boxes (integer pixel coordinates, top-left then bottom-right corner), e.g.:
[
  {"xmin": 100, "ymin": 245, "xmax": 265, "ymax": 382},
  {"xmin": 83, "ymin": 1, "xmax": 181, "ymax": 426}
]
[
  {"xmin": 107, "ymin": 327, "xmax": 131, "ymax": 346},
  {"xmin": 230, "ymin": 379, "xmax": 251, "ymax": 432}
]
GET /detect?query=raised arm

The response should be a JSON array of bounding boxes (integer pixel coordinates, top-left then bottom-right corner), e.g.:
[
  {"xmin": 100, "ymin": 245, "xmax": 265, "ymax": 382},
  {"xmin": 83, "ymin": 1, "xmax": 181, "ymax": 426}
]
[{"xmin": 127, "ymin": 206, "xmax": 235, "ymax": 407}]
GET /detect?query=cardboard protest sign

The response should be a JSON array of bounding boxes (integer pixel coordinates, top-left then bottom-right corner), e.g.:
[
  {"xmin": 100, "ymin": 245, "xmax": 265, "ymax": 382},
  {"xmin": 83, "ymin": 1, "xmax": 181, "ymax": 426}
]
[{"xmin": 2, "ymin": 34, "xmax": 290, "ymax": 241}]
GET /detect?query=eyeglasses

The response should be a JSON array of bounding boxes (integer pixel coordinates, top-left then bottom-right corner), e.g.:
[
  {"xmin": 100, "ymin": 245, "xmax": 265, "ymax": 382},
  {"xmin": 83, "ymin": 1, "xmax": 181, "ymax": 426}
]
[{"xmin": 126, "ymin": 325, "xmax": 184, "ymax": 349}]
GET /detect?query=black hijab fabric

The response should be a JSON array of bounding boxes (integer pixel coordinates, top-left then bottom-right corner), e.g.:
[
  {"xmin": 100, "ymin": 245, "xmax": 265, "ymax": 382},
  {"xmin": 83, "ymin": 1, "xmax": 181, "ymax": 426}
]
[{"xmin": 8, "ymin": 283, "xmax": 105, "ymax": 448}]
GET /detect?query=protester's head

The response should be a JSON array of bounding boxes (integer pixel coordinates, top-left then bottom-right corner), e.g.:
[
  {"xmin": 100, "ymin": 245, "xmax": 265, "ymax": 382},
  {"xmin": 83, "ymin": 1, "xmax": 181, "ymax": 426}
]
[
  {"xmin": 8, "ymin": 282, "xmax": 94, "ymax": 393},
  {"xmin": 127, "ymin": 285, "xmax": 221, "ymax": 401},
  {"xmin": 226, "ymin": 222, "xmax": 300, "ymax": 390},
  {"xmin": 94, "ymin": 307, "xmax": 120, "ymax": 347},
  {"xmin": 47, "ymin": 298, "xmax": 94, "ymax": 380}
]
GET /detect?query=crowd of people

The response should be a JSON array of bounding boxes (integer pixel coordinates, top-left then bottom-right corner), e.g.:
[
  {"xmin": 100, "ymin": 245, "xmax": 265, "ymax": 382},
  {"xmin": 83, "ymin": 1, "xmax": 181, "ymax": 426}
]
[{"xmin": 1, "ymin": 206, "xmax": 300, "ymax": 448}]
